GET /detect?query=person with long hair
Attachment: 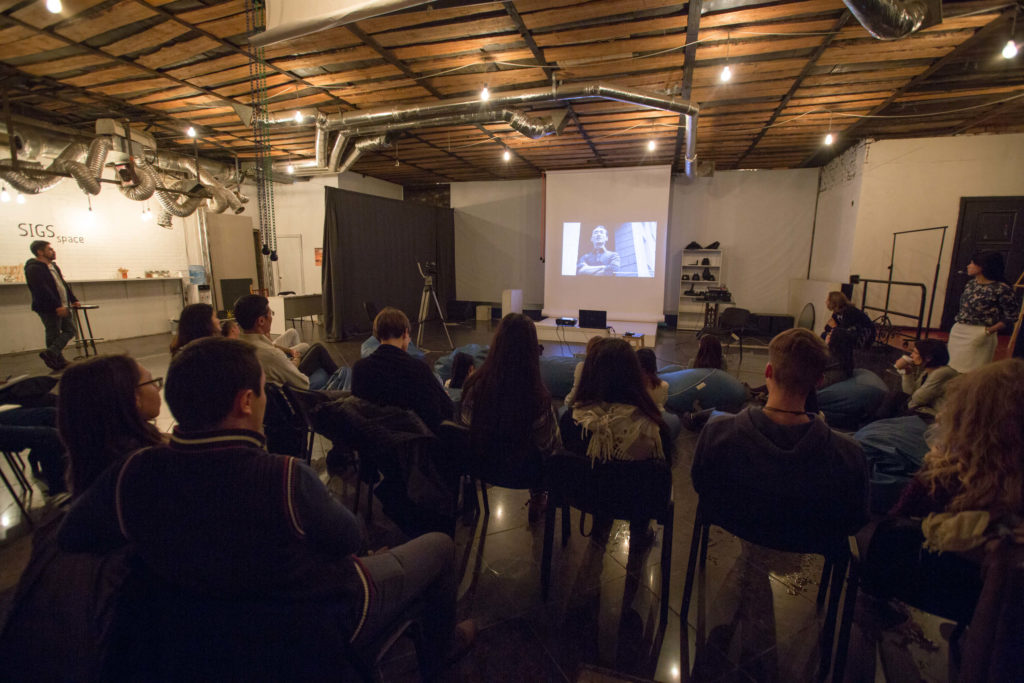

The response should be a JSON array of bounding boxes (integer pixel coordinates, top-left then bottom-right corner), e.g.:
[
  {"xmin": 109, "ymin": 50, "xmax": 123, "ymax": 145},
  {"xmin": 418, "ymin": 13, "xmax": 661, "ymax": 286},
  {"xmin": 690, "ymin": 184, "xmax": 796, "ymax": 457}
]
[
  {"xmin": 859, "ymin": 359, "xmax": 1024, "ymax": 624},
  {"xmin": 564, "ymin": 335, "xmax": 604, "ymax": 407},
  {"xmin": 170, "ymin": 303, "xmax": 219, "ymax": 356},
  {"xmin": 823, "ymin": 291, "xmax": 875, "ymax": 349},
  {"xmin": 689, "ymin": 335, "xmax": 728, "ymax": 371},
  {"xmin": 637, "ymin": 347, "xmax": 681, "ymax": 439},
  {"xmin": 821, "ymin": 326, "xmax": 856, "ymax": 389},
  {"xmin": 561, "ymin": 337, "xmax": 672, "ymax": 463},
  {"xmin": 947, "ymin": 251, "xmax": 1018, "ymax": 373},
  {"xmin": 444, "ymin": 351, "xmax": 475, "ymax": 403},
  {"xmin": 893, "ymin": 338, "xmax": 957, "ymax": 416},
  {"xmin": 0, "ymin": 355, "xmax": 165, "ymax": 679},
  {"xmin": 460, "ymin": 314, "xmax": 559, "ymax": 520}
]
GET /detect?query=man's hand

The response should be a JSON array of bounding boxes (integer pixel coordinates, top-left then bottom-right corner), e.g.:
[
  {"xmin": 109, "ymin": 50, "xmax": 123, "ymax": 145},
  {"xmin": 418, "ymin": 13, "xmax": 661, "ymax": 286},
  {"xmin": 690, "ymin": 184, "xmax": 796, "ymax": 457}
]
[{"xmin": 56, "ymin": 306, "xmax": 69, "ymax": 318}]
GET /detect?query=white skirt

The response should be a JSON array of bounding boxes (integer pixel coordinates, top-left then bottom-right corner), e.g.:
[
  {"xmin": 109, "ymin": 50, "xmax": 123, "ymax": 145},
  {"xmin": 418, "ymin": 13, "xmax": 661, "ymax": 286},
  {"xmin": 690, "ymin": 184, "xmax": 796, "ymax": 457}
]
[{"xmin": 948, "ymin": 322, "xmax": 997, "ymax": 373}]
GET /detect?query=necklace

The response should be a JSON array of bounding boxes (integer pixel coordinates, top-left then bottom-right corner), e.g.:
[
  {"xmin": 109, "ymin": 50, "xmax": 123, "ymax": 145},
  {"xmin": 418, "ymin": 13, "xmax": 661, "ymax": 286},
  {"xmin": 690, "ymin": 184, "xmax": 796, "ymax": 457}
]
[{"xmin": 763, "ymin": 406, "xmax": 811, "ymax": 416}]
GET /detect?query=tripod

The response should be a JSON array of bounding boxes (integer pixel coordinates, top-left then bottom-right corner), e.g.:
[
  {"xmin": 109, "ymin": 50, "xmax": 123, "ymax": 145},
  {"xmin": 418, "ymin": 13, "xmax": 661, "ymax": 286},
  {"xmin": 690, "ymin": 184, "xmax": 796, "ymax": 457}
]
[{"xmin": 416, "ymin": 266, "xmax": 454, "ymax": 350}]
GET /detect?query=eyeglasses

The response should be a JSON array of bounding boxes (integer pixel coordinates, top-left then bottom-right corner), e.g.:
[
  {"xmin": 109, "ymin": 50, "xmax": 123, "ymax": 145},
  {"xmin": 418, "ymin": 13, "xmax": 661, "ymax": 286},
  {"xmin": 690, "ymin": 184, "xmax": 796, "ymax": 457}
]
[{"xmin": 138, "ymin": 377, "xmax": 164, "ymax": 390}]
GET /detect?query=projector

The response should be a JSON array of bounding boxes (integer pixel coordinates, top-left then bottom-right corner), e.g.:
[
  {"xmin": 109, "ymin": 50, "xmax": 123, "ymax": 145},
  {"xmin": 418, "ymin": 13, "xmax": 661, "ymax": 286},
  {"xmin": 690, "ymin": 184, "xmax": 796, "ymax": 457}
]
[{"xmin": 555, "ymin": 317, "xmax": 577, "ymax": 326}]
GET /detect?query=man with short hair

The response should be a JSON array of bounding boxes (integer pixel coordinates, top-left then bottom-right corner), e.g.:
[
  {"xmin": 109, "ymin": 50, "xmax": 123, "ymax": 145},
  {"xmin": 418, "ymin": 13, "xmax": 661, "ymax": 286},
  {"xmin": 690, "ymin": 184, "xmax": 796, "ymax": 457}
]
[
  {"xmin": 351, "ymin": 307, "xmax": 453, "ymax": 433},
  {"xmin": 58, "ymin": 337, "xmax": 472, "ymax": 674},
  {"xmin": 577, "ymin": 225, "xmax": 620, "ymax": 276},
  {"xmin": 233, "ymin": 294, "xmax": 339, "ymax": 390},
  {"xmin": 692, "ymin": 328, "xmax": 869, "ymax": 546},
  {"xmin": 24, "ymin": 240, "xmax": 78, "ymax": 370}
]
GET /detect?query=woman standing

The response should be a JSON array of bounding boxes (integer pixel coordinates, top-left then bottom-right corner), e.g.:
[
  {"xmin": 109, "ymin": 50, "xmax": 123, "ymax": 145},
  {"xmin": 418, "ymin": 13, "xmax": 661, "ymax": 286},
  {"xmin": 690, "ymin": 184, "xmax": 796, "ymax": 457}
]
[{"xmin": 948, "ymin": 251, "xmax": 1018, "ymax": 373}]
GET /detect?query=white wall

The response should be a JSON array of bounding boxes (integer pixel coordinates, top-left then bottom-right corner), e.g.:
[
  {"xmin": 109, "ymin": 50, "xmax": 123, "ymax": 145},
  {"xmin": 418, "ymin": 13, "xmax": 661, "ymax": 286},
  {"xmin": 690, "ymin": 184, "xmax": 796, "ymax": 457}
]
[
  {"xmin": 810, "ymin": 142, "xmax": 865, "ymax": 283},
  {"xmin": 269, "ymin": 171, "xmax": 403, "ymax": 295},
  {"xmin": 451, "ymin": 179, "xmax": 544, "ymax": 304},
  {"xmin": 668, "ymin": 168, "xmax": 820, "ymax": 315}
]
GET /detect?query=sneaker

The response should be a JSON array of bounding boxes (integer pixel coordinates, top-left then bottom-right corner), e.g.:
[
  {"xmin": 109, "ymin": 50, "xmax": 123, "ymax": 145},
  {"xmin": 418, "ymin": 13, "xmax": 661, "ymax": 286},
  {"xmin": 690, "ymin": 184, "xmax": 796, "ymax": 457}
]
[{"xmin": 38, "ymin": 351, "xmax": 58, "ymax": 370}]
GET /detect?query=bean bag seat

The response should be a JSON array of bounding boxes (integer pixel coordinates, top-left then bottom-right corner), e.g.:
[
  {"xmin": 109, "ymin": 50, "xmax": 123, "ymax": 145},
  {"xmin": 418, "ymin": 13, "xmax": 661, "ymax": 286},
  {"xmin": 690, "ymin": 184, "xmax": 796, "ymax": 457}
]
[
  {"xmin": 360, "ymin": 335, "xmax": 426, "ymax": 360},
  {"xmin": 433, "ymin": 344, "xmax": 490, "ymax": 383},
  {"xmin": 660, "ymin": 368, "xmax": 747, "ymax": 414},
  {"xmin": 434, "ymin": 345, "xmax": 580, "ymax": 398},
  {"xmin": 854, "ymin": 415, "xmax": 930, "ymax": 514},
  {"xmin": 818, "ymin": 368, "xmax": 887, "ymax": 429}
]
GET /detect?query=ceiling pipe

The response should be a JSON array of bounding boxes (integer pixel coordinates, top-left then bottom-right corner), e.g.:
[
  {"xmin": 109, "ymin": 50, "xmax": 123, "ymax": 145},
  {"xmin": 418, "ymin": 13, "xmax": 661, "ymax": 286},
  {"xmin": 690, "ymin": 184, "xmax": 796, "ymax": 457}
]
[
  {"xmin": 0, "ymin": 144, "xmax": 85, "ymax": 194},
  {"xmin": 841, "ymin": 0, "xmax": 928, "ymax": 39},
  {"xmin": 328, "ymin": 132, "xmax": 350, "ymax": 172},
  {"xmin": 337, "ymin": 135, "xmax": 394, "ymax": 174},
  {"xmin": 314, "ymin": 114, "xmax": 329, "ymax": 168}
]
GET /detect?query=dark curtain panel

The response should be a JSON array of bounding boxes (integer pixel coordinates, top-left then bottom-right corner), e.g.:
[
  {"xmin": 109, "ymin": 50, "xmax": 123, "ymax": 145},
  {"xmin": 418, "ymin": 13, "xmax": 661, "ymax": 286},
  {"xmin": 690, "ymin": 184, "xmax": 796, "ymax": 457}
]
[{"xmin": 322, "ymin": 186, "xmax": 454, "ymax": 340}]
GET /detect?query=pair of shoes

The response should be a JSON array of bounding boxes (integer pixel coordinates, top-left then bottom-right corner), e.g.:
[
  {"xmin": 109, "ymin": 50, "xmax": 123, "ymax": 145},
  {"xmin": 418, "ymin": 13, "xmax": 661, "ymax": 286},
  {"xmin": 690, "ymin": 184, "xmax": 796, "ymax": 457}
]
[
  {"xmin": 685, "ymin": 241, "xmax": 702, "ymax": 250},
  {"xmin": 701, "ymin": 257, "xmax": 711, "ymax": 265},
  {"xmin": 527, "ymin": 492, "xmax": 548, "ymax": 524},
  {"xmin": 684, "ymin": 287, "xmax": 697, "ymax": 296},
  {"xmin": 705, "ymin": 241, "xmax": 720, "ymax": 249},
  {"xmin": 39, "ymin": 350, "xmax": 61, "ymax": 370},
  {"xmin": 681, "ymin": 274, "xmax": 690, "ymax": 281}
]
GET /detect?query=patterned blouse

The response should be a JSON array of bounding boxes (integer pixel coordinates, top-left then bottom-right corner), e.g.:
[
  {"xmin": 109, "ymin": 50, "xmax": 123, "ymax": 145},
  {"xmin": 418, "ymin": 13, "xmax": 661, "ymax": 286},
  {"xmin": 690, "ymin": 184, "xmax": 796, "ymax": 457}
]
[{"xmin": 955, "ymin": 279, "xmax": 1018, "ymax": 327}]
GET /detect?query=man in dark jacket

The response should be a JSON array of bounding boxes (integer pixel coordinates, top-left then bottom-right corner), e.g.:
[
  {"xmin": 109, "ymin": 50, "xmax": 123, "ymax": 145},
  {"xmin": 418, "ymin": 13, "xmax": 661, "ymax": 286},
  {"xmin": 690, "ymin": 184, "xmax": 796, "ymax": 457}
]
[
  {"xmin": 24, "ymin": 240, "xmax": 78, "ymax": 370},
  {"xmin": 352, "ymin": 307, "xmax": 453, "ymax": 433}
]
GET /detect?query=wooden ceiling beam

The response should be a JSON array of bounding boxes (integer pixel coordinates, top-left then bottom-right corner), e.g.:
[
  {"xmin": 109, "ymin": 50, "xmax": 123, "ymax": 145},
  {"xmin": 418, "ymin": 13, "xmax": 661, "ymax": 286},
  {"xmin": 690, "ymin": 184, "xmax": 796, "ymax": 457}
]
[{"xmin": 734, "ymin": 10, "xmax": 848, "ymax": 166}]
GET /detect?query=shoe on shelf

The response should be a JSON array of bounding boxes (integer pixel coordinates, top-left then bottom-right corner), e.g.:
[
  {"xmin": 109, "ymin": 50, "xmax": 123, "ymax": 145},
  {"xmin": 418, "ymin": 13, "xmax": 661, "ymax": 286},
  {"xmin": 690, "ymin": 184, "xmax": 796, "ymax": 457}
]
[
  {"xmin": 704, "ymin": 241, "xmax": 720, "ymax": 249},
  {"xmin": 681, "ymin": 274, "xmax": 690, "ymax": 281},
  {"xmin": 685, "ymin": 241, "xmax": 702, "ymax": 250},
  {"xmin": 701, "ymin": 257, "xmax": 710, "ymax": 265}
]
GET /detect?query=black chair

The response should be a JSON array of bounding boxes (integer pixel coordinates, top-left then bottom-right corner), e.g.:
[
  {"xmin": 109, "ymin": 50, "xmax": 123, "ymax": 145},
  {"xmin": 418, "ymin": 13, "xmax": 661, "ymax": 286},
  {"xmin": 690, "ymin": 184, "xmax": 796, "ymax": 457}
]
[
  {"xmin": 697, "ymin": 307, "xmax": 751, "ymax": 365},
  {"xmin": 541, "ymin": 451, "xmax": 674, "ymax": 626},
  {"xmin": 263, "ymin": 383, "xmax": 314, "ymax": 464},
  {"xmin": 680, "ymin": 499, "xmax": 850, "ymax": 681}
]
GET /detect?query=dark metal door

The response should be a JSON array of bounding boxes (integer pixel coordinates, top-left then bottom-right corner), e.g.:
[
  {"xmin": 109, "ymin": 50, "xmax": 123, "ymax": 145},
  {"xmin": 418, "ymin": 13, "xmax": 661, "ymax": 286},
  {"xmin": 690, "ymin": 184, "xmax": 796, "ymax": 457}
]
[{"xmin": 941, "ymin": 197, "xmax": 1024, "ymax": 330}]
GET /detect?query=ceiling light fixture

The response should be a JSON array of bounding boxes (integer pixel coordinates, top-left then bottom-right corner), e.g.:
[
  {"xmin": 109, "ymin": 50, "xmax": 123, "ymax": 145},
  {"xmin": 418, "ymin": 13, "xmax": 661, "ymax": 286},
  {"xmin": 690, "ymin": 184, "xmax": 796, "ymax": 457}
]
[
  {"xmin": 294, "ymin": 110, "xmax": 303, "ymax": 123},
  {"xmin": 647, "ymin": 139, "xmax": 656, "ymax": 151},
  {"xmin": 0, "ymin": 186, "xmax": 9, "ymax": 202},
  {"xmin": 287, "ymin": 163, "xmax": 295, "ymax": 174},
  {"xmin": 720, "ymin": 31, "xmax": 733, "ymax": 82},
  {"xmin": 480, "ymin": 85, "xmax": 490, "ymax": 101},
  {"xmin": 502, "ymin": 148, "xmax": 511, "ymax": 161},
  {"xmin": 1004, "ymin": 9, "xmax": 1019, "ymax": 59},
  {"xmin": 46, "ymin": 0, "xmax": 62, "ymax": 13},
  {"xmin": 186, "ymin": 126, "xmax": 196, "ymax": 138},
  {"xmin": 16, "ymin": 192, "xmax": 25, "ymax": 204},
  {"xmin": 824, "ymin": 111, "xmax": 834, "ymax": 146}
]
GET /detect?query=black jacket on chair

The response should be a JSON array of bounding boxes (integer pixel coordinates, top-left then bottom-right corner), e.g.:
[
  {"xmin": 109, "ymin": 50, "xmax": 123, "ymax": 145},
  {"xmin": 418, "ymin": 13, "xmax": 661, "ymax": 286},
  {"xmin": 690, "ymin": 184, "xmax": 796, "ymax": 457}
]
[
  {"xmin": 351, "ymin": 343, "xmax": 453, "ymax": 434},
  {"xmin": 24, "ymin": 259, "xmax": 77, "ymax": 314}
]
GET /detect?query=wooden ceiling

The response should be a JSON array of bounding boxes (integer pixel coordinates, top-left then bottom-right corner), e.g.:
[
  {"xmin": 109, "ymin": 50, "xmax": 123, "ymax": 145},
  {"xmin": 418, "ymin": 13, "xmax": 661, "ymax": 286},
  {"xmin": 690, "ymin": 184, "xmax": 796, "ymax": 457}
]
[{"xmin": 0, "ymin": 0, "xmax": 1022, "ymax": 186}]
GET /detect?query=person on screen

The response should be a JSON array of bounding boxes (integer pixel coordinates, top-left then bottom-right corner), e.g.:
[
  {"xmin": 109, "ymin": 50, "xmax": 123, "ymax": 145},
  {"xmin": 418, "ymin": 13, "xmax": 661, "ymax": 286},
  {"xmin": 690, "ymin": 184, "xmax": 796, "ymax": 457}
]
[{"xmin": 577, "ymin": 226, "xmax": 620, "ymax": 276}]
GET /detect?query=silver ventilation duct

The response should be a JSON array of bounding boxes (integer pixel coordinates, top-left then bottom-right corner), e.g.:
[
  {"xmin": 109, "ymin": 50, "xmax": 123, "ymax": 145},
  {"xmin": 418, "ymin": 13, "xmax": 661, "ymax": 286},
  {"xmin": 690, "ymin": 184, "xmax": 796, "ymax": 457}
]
[
  {"xmin": 328, "ymin": 133, "xmax": 350, "ymax": 172},
  {"xmin": 0, "ymin": 144, "xmax": 85, "ymax": 194},
  {"xmin": 338, "ymin": 134, "xmax": 394, "ymax": 174},
  {"xmin": 55, "ymin": 136, "xmax": 111, "ymax": 195},
  {"xmin": 842, "ymin": 0, "xmax": 931, "ymax": 40},
  {"xmin": 118, "ymin": 155, "xmax": 157, "ymax": 201}
]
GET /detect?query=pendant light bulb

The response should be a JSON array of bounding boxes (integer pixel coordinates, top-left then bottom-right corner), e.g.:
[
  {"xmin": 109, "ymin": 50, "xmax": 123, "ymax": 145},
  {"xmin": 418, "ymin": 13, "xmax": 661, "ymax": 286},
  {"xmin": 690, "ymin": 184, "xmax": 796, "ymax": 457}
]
[
  {"xmin": 824, "ymin": 132, "xmax": 834, "ymax": 145},
  {"xmin": 480, "ymin": 85, "xmax": 490, "ymax": 101},
  {"xmin": 1003, "ymin": 40, "xmax": 1018, "ymax": 59},
  {"xmin": 647, "ymin": 139, "xmax": 656, "ymax": 152},
  {"xmin": 287, "ymin": 164, "xmax": 295, "ymax": 174},
  {"xmin": 186, "ymin": 126, "xmax": 196, "ymax": 138},
  {"xmin": 502, "ymin": 149, "xmax": 511, "ymax": 161},
  {"xmin": 0, "ymin": 186, "xmax": 9, "ymax": 203},
  {"xmin": 293, "ymin": 110, "xmax": 303, "ymax": 123},
  {"xmin": 46, "ymin": 0, "xmax": 62, "ymax": 13},
  {"xmin": 16, "ymin": 192, "xmax": 25, "ymax": 204},
  {"xmin": 720, "ymin": 65, "xmax": 732, "ymax": 82}
]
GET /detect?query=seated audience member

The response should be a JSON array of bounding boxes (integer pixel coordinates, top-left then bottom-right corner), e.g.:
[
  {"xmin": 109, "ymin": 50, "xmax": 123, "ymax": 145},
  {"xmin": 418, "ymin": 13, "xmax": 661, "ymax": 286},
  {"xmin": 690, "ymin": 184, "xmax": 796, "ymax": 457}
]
[
  {"xmin": 57, "ymin": 338, "xmax": 472, "ymax": 676},
  {"xmin": 564, "ymin": 335, "xmax": 603, "ymax": 407},
  {"xmin": 170, "ymin": 303, "xmax": 220, "ymax": 356},
  {"xmin": 823, "ymin": 291, "xmax": 875, "ymax": 348},
  {"xmin": 688, "ymin": 335, "xmax": 728, "ymax": 371},
  {"xmin": 0, "ymin": 406, "xmax": 65, "ymax": 496},
  {"xmin": 234, "ymin": 294, "xmax": 339, "ymax": 390},
  {"xmin": 858, "ymin": 358, "xmax": 1024, "ymax": 624},
  {"xmin": 352, "ymin": 307, "xmax": 453, "ymax": 433},
  {"xmin": 692, "ymin": 329, "xmax": 869, "ymax": 545},
  {"xmin": 637, "ymin": 347, "xmax": 681, "ymax": 439},
  {"xmin": 0, "ymin": 355, "xmax": 165, "ymax": 679},
  {"xmin": 821, "ymin": 327, "xmax": 856, "ymax": 389},
  {"xmin": 460, "ymin": 314, "xmax": 559, "ymax": 521},
  {"xmin": 220, "ymin": 319, "xmax": 240, "ymax": 338},
  {"xmin": 893, "ymin": 339, "xmax": 957, "ymax": 416},
  {"xmin": 444, "ymin": 351, "xmax": 475, "ymax": 403},
  {"xmin": 560, "ymin": 337, "xmax": 672, "ymax": 463}
]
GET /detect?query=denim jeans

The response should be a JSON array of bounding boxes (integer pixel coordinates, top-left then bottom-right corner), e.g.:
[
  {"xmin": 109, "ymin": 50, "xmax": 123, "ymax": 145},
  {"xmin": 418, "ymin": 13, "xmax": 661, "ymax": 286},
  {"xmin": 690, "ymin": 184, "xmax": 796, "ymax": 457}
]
[
  {"xmin": 0, "ymin": 407, "xmax": 66, "ymax": 494},
  {"xmin": 37, "ymin": 310, "xmax": 76, "ymax": 357}
]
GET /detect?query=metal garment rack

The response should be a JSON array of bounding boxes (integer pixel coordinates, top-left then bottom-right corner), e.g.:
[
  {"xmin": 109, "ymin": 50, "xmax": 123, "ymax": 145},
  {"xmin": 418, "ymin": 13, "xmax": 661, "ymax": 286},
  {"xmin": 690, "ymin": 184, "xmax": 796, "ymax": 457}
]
[
  {"xmin": 886, "ymin": 226, "xmax": 947, "ymax": 338},
  {"xmin": 855, "ymin": 277, "xmax": 927, "ymax": 344}
]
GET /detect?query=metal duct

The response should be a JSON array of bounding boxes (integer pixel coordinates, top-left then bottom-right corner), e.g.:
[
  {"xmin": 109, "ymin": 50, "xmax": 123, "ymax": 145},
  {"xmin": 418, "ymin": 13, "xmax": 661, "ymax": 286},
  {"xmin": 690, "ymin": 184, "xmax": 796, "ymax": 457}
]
[
  {"xmin": 328, "ymin": 133, "xmax": 349, "ymax": 172},
  {"xmin": 314, "ymin": 115, "xmax": 329, "ymax": 168},
  {"xmin": 138, "ymin": 164, "xmax": 206, "ymax": 217},
  {"xmin": 53, "ymin": 136, "xmax": 111, "ymax": 195},
  {"xmin": 337, "ymin": 135, "xmax": 393, "ymax": 174},
  {"xmin": 0, "ymin": 144, "xmax": 86, "ymax": 194},
  {"xmin": 842, "ymin": 0, "xmax": 927, "ymax": 39},
  {"xmin": 118, "ymin": 156, "xmax": 157, "ymax": 201}
]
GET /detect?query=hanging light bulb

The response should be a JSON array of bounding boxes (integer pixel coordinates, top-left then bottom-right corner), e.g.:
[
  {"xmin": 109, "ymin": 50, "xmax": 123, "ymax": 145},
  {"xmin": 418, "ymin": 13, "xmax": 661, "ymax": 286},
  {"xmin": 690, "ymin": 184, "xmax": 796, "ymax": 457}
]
[
  {"xmin": 502, "ymin": 149, "xmax": 511, "ymax": 161},
  {"xmin": 0, "ymin": 186, "xmax": 9, "ymax": 202},
  {"xmin": 16, "ymin": 192, "xmax": 25, "ymax": 204},
  {"xmin": 824, "ymin": 132, "xmax": 834, "ymax": 145},
  {"xmin": 286, "ymin": 164, "xmax": 295, "ymax": 174},
  {"xmin": 720, "ymin": 65, "xmax": 732, "ymax": 82},
  {"xmin": 46, "ymin": 0, "xmax": 62, "ymax": 13},
  {"xmin": 480, "ymin": 85, "xmax": 490, "ymax": 101},
  {"xmin": 186, "ymin": 126, "xmax": 196, "ymax": 138},
  {"xmin": 1003, "ymin": 40, "xmax": 1019, "ymax": 59},
  {"xmin": 647, "ymin": 139, "xmax": 657, "ymax": 152},
  {"xmin": 293, "ymin": 110, "xmax": 303, "ymax": 123}
]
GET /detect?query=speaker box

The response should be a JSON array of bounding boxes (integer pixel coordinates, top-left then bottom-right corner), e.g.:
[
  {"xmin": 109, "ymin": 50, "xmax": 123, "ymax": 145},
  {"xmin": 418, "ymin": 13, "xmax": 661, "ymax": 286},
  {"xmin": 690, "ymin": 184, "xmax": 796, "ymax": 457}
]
[{"xmin": 769, "ymin": 314, "xmax": 794, "ymax": 334}]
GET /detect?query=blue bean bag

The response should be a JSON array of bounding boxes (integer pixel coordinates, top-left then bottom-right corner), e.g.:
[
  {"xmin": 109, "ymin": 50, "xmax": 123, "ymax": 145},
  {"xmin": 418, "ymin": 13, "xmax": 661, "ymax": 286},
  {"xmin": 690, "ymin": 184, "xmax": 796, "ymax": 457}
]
[
  {"xmin": 433, "ymin": 344, "xmax": 490, "ymax": 382},
  {"xmin": 854, "ymin": 415, "xmax": 930, "ymax": 514},
  {"xmin": 434, "ymin": 345, "xmax": 581, "ymax": 398},
  {"xmin": 818, "ymin": 368, "xmax": 887, "ymax": 429},
  {"xmin": 360, "ymin": 336, "xmax": 426, "ymax": 360},
  {"xmin": 660, "ymin": 368, "xmax": 747, "ymax": 414}
]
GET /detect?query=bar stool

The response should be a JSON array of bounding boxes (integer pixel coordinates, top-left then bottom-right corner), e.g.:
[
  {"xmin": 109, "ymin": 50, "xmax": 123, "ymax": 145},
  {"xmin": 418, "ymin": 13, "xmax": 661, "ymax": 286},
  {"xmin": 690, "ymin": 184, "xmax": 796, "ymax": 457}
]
[
  {"xmin": 0, "ymin": 450, "xmax": 35, "ymax": 528},
  {"xmin": 71, "ymin": 303, "xmax": 102, "ymax": 357}
]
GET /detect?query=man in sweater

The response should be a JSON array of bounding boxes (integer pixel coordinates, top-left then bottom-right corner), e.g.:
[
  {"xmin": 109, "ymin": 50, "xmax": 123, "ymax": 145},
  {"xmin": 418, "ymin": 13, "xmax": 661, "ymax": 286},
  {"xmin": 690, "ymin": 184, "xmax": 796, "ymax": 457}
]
[
  {"xmin": 692, "ymin": 328, "xmax": 868, "ymax": 549},
  {"xmin": 24, "ymin": 240, "xmax": 78, "ymax": 370},
  {"xmin": 351, "ymin": 307, "xmax": 453, "ymax": 433},
  {"xmin": 58, "ymin": 337, "xmax": 472, "ymax": 674},
  {"xmin": 234, "ymin": 294, "xmax": 340, "ymax": 390}
]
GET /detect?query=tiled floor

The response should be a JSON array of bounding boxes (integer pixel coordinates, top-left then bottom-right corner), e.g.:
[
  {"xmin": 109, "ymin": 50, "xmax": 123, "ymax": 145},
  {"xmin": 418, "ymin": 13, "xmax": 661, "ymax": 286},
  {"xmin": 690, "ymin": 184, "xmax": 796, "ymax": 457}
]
[{"xmin": 0, "ymin": 320, "xmax": 954, "ymax": 682}]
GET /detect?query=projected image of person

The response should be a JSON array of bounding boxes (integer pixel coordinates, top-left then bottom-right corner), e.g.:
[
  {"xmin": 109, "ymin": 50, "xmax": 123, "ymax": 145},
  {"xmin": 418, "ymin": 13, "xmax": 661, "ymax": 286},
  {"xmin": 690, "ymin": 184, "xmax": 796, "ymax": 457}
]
[{"xmin": 577, "ymin": 226, "xmax": 620, "ymax": 276}]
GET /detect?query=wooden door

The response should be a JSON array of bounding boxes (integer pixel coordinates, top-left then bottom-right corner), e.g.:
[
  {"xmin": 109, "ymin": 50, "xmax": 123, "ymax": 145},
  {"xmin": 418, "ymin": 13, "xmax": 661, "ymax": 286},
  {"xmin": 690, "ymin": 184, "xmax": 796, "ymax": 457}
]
[{"xmin": 941, "ymin": 197, "xmax": 1024, "ymax": 330}]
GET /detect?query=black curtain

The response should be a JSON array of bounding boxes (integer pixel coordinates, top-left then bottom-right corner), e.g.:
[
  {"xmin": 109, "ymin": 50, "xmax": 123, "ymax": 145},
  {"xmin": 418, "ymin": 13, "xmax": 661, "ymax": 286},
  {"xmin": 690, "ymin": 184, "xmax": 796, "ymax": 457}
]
[{"xmin": 322, "ymin": 186, "xmax": 455, "ymax": 340}]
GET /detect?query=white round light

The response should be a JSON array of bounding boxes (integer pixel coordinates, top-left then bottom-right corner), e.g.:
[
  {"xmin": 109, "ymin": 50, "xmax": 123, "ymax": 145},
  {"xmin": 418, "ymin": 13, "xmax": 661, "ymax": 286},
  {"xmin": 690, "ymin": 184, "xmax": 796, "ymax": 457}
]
[
  {"xmin": 286, "ymin": 164, "xmax": 295, "ymax": 174},
  {"xmin": 647, "ymin": 139, "xmax": 656, "ymax": 151},
  {"xmin": 1003, "ymin": 40, "xmax": 1018, "ymax": 59},
  {"xmin": 46, "ymin": 0, "xmax": 62, "ymax": 13},
  {"xmin": 16, "ymin": 192, "xmax": 25, "ymax": 204},
  {"xmin": 480, "ymin": 85, "xmax": 490, "ymax": 101},
  {"xmin": 293, "ymin": 110, "xmax": 303, "ymax": 123},
  {"xmin": 502, "ymin": 149, "xmax": 510, "ymax": 161},
  {"xmin": 186, "ymin": 126, "xmax": 196, "ymax": 138},
  {"xmin": 0, "ymin": 188, "xmax": 9, "ymax": 203},
  {"xmin": 824, "ymin": 132, "xmax": 834, "ymax": 145},
  {"xmin": 720, "ymin": 65, "xmax": 732, "ymax": 83}
]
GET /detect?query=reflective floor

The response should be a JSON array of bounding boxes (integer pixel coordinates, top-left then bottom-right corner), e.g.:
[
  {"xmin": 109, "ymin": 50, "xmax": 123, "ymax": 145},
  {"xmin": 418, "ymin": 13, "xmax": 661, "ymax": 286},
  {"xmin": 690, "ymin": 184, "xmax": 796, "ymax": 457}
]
[{"xmin": 0, "ymin": 319, "xmax": 954, "ymax": 682}]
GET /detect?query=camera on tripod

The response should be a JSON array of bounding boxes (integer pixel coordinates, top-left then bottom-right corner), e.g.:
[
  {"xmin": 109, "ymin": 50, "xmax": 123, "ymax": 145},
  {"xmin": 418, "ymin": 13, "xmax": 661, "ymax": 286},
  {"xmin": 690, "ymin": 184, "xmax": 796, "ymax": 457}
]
[{"xmin": 418, "ymin": 261, "xmax": 438, "ymax": 278}]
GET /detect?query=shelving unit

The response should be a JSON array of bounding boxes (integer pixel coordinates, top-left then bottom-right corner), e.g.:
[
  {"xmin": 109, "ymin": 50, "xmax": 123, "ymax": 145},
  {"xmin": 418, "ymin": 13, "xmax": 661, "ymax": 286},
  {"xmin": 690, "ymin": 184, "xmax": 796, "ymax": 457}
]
[{"xmin": 677, "ymin": 248, "xmax": 725, "ymax": 331}]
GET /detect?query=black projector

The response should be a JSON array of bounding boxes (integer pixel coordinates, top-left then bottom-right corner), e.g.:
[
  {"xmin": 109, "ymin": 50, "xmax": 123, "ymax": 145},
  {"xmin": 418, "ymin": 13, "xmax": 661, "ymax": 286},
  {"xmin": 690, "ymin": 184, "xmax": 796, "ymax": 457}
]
[{"xmin": 555, "ymin": 317, "xmax": 577, "ymax": 326}]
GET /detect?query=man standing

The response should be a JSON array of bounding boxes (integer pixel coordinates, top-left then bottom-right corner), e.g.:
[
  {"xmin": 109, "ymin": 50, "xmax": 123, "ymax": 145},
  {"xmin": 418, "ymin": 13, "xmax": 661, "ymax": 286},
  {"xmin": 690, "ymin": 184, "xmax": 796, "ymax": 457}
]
[
  {"xmin": 352, "ymin": 307, "xmax": 453, "ymax": 433},
  {"xmin": 24, "ymin": 240, "xmax": 78, "ymax": 370},
  {"xmin": 576, "ymin": 225, "xmax": 620, "ymax": 276}
]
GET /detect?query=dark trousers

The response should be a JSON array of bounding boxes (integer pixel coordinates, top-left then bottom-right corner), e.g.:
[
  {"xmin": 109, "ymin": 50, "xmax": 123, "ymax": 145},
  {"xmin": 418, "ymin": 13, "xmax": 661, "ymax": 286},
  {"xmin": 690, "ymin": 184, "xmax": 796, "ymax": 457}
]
[
  {"xmin": 298, "ymin": 343, "xmax": 339, "ymax": 391},
  {"xmin": 0, "ymin": 407, "xmax": 66, "ymax": 494},
  {"xmin": 37, "ymin": 310, "xmax": 76, "ymax": 358}
]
